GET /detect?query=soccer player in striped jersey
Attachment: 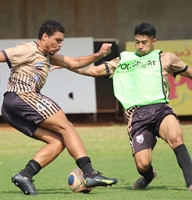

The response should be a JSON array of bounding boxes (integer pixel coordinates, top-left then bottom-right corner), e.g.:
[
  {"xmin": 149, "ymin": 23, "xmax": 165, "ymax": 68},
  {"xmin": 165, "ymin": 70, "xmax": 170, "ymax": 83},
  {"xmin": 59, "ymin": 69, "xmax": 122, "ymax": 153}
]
[{"xmin": 0, "ymin": 19, "xmax": 118, "ymax": 195}]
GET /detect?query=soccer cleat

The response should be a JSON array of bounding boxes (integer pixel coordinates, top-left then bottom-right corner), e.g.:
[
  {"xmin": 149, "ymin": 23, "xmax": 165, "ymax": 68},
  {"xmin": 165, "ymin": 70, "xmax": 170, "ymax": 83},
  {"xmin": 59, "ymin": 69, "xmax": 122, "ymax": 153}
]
[
  {"xmin": 11, "ymin": 173, "xmax": 38, "ymax": 195},
  {"xmin": 187, "ymin": 184, "xmax": 192, "ymax": 191},
  {"xmin": 132, "ymin": 170, "xmax": 157, "ymax": 189},
  {"xmin": 84, "ymin": 171, "xmax": 118, "ymax": 188}
]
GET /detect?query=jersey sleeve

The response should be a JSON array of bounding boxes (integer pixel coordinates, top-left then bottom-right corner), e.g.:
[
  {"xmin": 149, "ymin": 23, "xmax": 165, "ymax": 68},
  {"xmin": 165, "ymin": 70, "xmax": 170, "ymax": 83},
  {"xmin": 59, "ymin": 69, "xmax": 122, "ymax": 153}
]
[
  {"xmin": 3, "ymin": 43, "xmax": 34, "ymax": 68},
  {"xmin": 166, "ymin": 52, "xmax": 188, "ymax": 77},
  {"xmin": 105, "ymin": 57, "xmax": 120, "ymax": 78}
]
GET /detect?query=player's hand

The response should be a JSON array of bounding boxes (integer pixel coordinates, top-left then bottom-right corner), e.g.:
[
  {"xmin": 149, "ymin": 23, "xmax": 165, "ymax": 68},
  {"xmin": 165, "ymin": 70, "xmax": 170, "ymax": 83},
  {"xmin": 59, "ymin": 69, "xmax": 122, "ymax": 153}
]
[
  {"xmin": 97, "ymin": 43, "xmax": 112, "ymax": 58},
  {"xmin": 49, "ymin": 65, "xmax": 62, "ymax": 72}
]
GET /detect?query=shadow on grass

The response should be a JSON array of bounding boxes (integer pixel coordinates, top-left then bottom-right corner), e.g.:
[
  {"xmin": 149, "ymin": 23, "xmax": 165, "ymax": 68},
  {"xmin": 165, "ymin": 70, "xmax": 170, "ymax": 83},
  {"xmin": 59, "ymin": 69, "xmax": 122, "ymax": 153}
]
[
  {"xmin": 2, "ymin": 187, "xmax": 103, "ymax": 195},
  {"xmin": 1, "ymin": 188, "xmax": 71, "ymax": 195},
  {"xmin": 123, "ymin": 185, "xmax": 186, "ymax": 191},
  {"xmin": 1, "ymin": 185, "xmax": 186, "ymax": 196},
  {"xmin": 37, "ymin": 188, "xmax": 98, "ymax": 195}
]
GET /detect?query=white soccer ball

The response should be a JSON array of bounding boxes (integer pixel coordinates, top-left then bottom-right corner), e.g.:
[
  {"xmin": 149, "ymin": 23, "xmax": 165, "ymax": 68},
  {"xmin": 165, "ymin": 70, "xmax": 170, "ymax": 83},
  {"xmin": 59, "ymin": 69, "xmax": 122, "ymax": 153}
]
[{"xmin": 67, "ymin": 168, "xmax": 92, "ymax": 193}]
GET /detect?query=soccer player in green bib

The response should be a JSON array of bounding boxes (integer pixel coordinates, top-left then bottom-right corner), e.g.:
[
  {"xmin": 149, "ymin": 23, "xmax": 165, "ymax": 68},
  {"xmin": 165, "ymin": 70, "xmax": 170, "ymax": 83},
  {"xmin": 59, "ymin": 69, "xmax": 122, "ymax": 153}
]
[{"xmin": 55, "ymin": 23, "xmax": 192, "ymax": 191}]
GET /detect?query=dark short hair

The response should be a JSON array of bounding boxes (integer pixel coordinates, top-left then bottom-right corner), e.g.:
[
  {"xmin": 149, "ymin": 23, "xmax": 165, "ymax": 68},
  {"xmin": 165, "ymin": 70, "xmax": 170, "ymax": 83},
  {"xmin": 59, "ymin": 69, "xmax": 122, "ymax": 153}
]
[
  {"xmin": 134, "ymin": 23, "xmax": 156, "ymax": 38},
  {"xmin": 38, "ymin": 20, "xmax": 65, "ymax": 39}
]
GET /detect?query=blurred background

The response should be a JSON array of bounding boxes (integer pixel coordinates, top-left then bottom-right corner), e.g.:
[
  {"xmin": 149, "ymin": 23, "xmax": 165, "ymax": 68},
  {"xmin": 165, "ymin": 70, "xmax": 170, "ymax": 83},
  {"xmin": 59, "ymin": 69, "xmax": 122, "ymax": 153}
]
[
  {"xmin": 0, "ymin": 0, "xmax": 191, "ymax": 50},
  {"xmin": 0, "ymin": 0, "xmax": 191, "ymax": 124}
]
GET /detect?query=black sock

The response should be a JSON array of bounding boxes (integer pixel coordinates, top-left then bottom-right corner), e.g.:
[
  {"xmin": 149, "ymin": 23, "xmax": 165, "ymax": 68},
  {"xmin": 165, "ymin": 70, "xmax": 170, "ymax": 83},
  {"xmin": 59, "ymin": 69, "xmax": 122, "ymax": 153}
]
[
  {"xmin": 76, "ymin": 156, "xmax": 94, "ymax": 174},
  {"xmin": 174, "ymin": 144, "xmax": 192, "ymax": 187},
  {"xmin": 138, "ymin": 165, "xmax": 154, "ymax": 183},
  {"xmin": 20, "ymin": 159, "xmax": 42, "ymax": 178}
]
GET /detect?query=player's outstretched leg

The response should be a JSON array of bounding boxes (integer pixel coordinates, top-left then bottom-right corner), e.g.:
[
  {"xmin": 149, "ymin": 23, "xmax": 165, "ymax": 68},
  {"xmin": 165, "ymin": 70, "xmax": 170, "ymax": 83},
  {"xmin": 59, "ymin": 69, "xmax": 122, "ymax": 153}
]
[
  {"xmin": 84, "ymin": 171, "xmax": 118, "ymax": 188},
  {"xmin": 11, "ymin": 172, "xmax": 37, "ymax": 195}
]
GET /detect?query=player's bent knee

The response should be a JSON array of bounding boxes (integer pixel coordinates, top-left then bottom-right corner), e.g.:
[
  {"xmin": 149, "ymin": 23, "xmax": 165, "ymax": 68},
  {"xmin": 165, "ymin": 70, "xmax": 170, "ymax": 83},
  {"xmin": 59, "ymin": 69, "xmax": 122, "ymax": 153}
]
[
  {"xmin": 54, "ymin": 140, "xmax": 65, "ymax": 152},
  {"xmin": 168, "ymin": 135, "xmax": 184, "ymax": 149}
]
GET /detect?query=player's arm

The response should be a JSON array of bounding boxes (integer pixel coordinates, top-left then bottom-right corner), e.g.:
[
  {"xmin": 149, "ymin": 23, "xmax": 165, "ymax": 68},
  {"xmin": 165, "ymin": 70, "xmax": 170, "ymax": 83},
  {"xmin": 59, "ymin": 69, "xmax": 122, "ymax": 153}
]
[
  {"xmin": 70, "ymin": 63, "xmax": 111, "ymax": 77},
  {"xmin": 50, "ymin": 43, "xmax": 112, "ymax": 70},
  {"xmin": 50, "ymin": 57, "xmax": 119, "ymax": 78},
  {"xmin": 167, "ymin": 52, "xmax": 192, "ymax": 79},
  {"xmin": 178, "ymin": 66, "xmax": 192, "ymax": 79},
  {"xmin": 0, "ymin": 51, "xmax": 6, "ymax": 62},
  {"xmin": 73, "ymin": 57, "xmax": 119, "ymax": 77}
]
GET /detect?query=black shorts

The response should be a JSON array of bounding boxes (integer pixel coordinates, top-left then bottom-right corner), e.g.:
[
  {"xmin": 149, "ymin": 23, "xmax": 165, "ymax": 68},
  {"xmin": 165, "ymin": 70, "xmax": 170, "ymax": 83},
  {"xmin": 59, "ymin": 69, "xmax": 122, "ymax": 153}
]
[
  {"xmin": 126, "ymin": 103, "xmax": 178, "ymax": 155},
  {"xmin": 1, "ymin": 92, "xmax": 61, "ymax": 137}
]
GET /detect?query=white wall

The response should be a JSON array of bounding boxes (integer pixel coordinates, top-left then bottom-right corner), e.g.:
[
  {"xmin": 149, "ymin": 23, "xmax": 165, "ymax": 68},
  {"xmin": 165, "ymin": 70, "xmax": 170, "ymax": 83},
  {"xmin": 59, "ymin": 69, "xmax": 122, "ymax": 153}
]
[{"xmin": 0, "ymin": 37, "xmax": 97, "ymax": 115}]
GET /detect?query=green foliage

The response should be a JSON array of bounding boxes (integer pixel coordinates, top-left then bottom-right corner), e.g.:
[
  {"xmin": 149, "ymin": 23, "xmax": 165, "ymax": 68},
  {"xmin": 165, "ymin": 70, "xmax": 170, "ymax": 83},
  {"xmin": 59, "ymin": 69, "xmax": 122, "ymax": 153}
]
[{"xmin": 0, "ymin": 124, "xmax": 192, "ymax": 200}]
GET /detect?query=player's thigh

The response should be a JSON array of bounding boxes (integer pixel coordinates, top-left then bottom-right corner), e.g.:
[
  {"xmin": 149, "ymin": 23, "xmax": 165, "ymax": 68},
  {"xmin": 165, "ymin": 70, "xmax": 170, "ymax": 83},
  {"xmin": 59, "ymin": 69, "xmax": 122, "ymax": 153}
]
[
  {"xmin": 134, "ymin": 149, "xmax": 152, "ymax": 170},
  {"xmin": 39, "ymin": 109, "xmax": 74, "ymax": 133},
  {"xmin": 159, "ymin": 114, "xmax": 183, "ymax": 148},
  {"xmin": 34, "ymin": 126, "xmax": 65, "ymax": 148}
]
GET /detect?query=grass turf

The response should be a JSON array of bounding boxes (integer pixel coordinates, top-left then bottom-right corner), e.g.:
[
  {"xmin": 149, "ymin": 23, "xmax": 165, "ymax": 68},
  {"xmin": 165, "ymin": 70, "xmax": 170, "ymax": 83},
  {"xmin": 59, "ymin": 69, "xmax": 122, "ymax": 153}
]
[{"xmin": 0, "ymin": 124, "xmax": 192, "ymax": 200}]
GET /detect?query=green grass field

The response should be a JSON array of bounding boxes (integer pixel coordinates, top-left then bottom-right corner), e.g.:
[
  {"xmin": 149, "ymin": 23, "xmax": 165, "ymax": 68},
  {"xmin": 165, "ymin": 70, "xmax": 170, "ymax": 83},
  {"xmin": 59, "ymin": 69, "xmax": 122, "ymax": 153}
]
[{"xmin": 0, "ymin": 124, "xmax": 192, "ymax": 200}]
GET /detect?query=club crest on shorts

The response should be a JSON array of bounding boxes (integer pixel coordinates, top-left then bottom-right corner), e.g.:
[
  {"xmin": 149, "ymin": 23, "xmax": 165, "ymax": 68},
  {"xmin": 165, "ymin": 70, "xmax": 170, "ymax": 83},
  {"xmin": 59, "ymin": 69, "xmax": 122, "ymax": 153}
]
[{"xmin": 136, "ymin": 135, "xmax": 144, "ymax": 144}]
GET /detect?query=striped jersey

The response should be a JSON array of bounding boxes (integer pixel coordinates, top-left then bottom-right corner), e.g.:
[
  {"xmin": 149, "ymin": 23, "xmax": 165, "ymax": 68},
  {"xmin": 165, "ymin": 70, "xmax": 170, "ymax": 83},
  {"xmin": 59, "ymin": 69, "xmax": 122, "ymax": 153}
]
[{"xmin": 2, "ymin": 41, "xmax": 51, "ymax": 93}]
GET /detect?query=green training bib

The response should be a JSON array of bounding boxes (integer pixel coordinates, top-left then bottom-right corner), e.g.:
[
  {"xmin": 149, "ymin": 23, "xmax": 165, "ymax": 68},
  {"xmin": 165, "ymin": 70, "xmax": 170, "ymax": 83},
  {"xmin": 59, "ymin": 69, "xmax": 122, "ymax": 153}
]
[{"xmin": 113, "ymin": 50, "xmax": 169, "ymax": 109}]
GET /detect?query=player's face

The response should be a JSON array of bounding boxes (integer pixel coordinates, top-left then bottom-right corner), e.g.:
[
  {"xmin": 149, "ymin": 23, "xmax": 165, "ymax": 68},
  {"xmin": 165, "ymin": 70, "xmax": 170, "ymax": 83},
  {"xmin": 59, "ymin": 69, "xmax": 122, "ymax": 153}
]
[
  {"xmin": 134, "ymin": 35, "xmax": 156, "ymax": 56},
  {"xmin": 43, "ymin": 31, "xmax": 64, "ymax": 55}
]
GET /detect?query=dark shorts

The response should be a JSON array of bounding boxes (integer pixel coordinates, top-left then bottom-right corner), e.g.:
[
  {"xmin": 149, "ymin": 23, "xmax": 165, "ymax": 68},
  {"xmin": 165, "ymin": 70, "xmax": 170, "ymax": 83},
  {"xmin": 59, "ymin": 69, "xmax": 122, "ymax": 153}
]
[
  {"xmin": 126, "ymin": 103, "xmax": 177, "ymax": 155},
  {"xmin": 1, "ymin": 92, "xmax": 61, "ymax": 137}
]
